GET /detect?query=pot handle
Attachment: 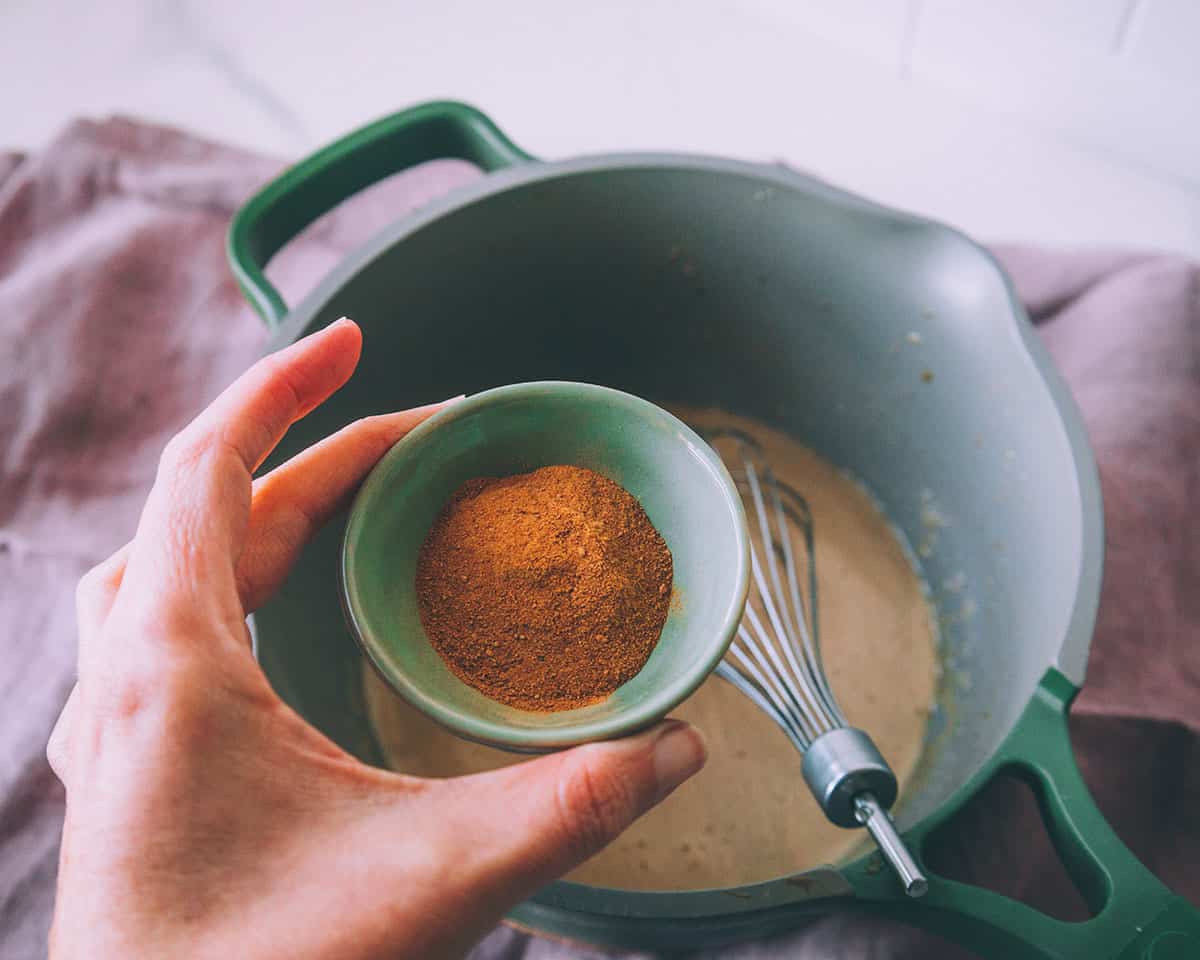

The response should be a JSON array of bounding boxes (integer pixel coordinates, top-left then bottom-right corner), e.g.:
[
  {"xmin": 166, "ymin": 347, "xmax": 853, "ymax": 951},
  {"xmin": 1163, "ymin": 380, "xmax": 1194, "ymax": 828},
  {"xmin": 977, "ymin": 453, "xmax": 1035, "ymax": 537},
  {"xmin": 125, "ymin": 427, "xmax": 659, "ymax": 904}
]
[
  {"xmin": 848, "ymin": 668, "xmax": 1200, "ymax": 960},
  {"xmin": 227, "ymin": 101, "xmax": 533, "ymax": 328}
]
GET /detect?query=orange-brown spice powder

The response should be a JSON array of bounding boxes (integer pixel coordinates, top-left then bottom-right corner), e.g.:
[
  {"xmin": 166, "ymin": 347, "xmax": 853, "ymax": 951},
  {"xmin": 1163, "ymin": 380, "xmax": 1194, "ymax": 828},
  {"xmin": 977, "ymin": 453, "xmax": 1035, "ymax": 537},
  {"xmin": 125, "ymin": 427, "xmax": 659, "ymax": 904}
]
[{"xmin": 415, "ymin": 465, "xmax": 673, "ymax": 711}]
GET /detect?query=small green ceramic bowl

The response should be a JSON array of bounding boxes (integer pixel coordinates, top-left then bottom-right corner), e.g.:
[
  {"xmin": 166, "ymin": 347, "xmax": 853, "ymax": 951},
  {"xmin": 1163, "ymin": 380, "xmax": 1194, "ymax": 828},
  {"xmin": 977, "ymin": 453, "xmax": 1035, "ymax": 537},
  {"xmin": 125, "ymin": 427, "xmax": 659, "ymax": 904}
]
[{"xmin": 341, "ymin": 381, "xmax": 750, "ymax": 752}]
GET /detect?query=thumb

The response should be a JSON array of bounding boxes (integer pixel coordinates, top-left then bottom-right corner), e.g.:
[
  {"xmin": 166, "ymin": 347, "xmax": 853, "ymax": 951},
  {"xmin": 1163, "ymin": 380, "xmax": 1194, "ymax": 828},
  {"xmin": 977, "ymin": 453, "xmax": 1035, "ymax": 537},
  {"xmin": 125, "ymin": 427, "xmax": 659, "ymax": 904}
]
[{"xmin": 437, "ymin": 720, "xmax": 706, "ymax": 905}]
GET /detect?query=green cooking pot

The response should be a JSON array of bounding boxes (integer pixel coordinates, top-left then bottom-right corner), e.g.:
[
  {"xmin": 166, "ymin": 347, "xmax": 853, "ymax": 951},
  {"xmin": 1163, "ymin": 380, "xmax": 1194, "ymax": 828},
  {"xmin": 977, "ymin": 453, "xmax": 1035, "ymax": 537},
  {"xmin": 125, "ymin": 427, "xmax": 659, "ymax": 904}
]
[{"xmin": 227, "ymin": 102, "xmax": 1199, "ymax": 959}]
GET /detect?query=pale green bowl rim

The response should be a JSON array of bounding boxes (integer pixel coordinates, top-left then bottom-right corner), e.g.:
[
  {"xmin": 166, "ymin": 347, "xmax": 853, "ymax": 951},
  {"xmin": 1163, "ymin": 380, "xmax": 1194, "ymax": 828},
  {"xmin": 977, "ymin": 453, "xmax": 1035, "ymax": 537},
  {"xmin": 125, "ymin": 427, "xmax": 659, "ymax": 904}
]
[{"xmin": 340, "ymin": 381, "xmax": 751, "ymax": 751}]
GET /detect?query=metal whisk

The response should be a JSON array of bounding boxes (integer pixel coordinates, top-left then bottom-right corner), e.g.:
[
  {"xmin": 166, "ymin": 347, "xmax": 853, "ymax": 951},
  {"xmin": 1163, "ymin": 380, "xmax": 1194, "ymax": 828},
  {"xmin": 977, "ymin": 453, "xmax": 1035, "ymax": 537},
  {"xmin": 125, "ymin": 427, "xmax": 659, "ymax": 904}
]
[{"xmin": 705, "ymin": 428, "xmax": 928, "ymax": 897}]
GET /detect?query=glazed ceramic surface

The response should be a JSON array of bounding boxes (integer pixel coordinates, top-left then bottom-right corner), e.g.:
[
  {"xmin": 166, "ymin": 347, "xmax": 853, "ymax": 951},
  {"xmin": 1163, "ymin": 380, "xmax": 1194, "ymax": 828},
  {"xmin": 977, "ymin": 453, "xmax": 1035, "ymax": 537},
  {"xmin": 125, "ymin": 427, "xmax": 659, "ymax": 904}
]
[{"xmin": 341, "ymin": 381, "xmax": 749, "ymax": 751}]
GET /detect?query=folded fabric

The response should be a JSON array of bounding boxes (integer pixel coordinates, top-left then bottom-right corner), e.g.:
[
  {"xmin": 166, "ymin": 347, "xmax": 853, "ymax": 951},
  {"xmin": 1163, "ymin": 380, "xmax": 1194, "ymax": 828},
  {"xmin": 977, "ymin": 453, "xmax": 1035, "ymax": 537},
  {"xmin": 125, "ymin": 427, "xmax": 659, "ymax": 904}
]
[{"xmin": 1, "ymin": 118, "xmax": 1195, "ymax": 960}]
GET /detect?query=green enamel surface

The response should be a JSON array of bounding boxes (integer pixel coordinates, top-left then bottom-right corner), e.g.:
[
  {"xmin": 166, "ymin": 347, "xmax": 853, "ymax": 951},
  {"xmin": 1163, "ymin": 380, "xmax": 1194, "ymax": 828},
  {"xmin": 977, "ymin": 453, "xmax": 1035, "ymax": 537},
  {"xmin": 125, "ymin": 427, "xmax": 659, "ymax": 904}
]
[
  {"xmin": 227, "ymin": 101, "xmax": 533, "ymax": 327},
  {"xmin": 342, "ymin": 381, "xmax": 749, "ymax": 751},
  {"xmin": 220, "ymin": 102, "xmax": 1183, "ymax": 955},
  {"xmin": 844, "ymin": 669, "xmax": 1200, "ymax": 960}
]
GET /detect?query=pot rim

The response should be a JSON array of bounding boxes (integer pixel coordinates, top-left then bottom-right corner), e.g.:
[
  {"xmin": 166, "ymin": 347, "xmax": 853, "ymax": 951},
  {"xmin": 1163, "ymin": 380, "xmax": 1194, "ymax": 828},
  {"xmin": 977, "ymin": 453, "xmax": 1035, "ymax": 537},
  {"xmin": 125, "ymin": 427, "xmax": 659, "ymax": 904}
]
[
  {"xmin": 259, "ymin": 149, "xmax": 1105, "ymax": 916},
  {"xmin": 269, "ymin": 146, "xmax": 1103, "ymax": 685}
]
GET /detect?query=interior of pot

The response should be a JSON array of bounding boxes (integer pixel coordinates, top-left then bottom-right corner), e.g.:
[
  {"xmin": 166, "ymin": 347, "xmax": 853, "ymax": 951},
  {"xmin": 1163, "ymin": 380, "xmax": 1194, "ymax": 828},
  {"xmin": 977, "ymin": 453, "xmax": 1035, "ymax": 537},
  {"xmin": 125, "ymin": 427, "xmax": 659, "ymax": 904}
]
[{"xmin": 256, "ymin": 159, "xmax": 1088, "ymax": 839}]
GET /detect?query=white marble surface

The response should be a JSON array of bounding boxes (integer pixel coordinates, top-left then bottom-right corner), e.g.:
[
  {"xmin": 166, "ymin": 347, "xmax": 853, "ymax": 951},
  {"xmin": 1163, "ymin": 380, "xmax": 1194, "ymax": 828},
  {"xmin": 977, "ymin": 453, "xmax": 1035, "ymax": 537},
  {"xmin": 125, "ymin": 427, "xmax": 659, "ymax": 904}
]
[{"xmin": 3, "ymin": 0, "xmax": 1199, "ymax": 256}]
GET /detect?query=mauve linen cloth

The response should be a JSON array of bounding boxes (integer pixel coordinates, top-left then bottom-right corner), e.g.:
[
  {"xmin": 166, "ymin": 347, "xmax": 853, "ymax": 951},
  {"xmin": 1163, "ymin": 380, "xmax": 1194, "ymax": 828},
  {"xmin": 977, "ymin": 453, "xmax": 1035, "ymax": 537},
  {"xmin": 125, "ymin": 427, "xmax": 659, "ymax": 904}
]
[{"xmin": 1, "ymin": 119, "xmax": 1197, "ymax": 960}]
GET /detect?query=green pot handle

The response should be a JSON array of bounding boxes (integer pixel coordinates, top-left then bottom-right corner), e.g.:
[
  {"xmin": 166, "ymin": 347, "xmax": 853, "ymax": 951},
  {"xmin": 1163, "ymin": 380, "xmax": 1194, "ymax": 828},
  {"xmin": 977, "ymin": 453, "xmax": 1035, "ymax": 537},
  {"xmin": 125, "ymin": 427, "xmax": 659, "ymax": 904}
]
[
  {"xmin": 226, "ymin": 101, "xmax": 534, "ymax": 328},
  {"xmin": 848, "ymin": 668, "xmax": 1200, "ymax": 959}
]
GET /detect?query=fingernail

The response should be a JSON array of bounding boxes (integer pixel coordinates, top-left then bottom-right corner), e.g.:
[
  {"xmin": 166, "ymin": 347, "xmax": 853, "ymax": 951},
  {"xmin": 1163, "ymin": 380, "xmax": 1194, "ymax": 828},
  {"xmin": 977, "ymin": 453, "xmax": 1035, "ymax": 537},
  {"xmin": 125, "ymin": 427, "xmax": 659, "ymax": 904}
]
[
  {"xmin": 651, "ymin": 721, "xmax": 707, "ymax": 804},
  {"xmin": 303, "ymin": 317, "xmax": 354, "ymax": 341}
]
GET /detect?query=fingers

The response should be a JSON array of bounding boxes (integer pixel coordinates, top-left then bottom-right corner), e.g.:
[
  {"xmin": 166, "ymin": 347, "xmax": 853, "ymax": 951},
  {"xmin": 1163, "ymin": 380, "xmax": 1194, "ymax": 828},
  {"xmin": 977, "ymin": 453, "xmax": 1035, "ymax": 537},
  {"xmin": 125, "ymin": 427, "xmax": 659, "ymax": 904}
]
[
  {"xmin": 429, "ymin": 722, "xmax": 706, "ymax": 908},
  {"xmin": 46, "ymin": 685, "xmax": 78, "ymax": 785},
  {"xmin": 115, "ymin": 319, "xmax": 362, "ymax": 624},
  {"xmin": 235, "ymin": 401, "xmax": 458, "ymax": 611},
  {"xmin": 75, "ymin": 544, "xmax": 130, "ymax": 653},
  {"xmin": 192, "ymin": 316, "xmax": 364, "ymax": 475}
]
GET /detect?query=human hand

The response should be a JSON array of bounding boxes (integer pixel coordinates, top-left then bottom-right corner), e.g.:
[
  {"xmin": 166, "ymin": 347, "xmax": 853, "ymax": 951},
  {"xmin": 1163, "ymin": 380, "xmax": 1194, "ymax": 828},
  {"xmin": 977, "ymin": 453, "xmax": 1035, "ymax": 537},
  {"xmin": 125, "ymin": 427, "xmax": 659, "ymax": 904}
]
[{"xmin": 46, "ymin": 319, "xmax": 707, "ymax": 960}]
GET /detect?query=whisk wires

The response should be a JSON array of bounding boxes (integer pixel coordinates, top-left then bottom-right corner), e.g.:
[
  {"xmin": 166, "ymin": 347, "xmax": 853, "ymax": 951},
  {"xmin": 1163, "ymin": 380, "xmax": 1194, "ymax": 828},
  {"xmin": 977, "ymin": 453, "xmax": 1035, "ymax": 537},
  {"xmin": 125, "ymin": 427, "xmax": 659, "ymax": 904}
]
[{"xmin": 709, "ymin": 429, "xmax": 846, "ymax": 750}]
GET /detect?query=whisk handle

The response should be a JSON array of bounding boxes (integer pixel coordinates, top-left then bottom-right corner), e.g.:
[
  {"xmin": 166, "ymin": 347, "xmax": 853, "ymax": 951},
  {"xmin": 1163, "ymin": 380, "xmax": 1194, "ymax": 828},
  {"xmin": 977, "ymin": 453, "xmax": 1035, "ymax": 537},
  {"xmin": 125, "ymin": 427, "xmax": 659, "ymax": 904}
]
[
  {"xmin": 853, "ymin": 793, "xmax": 928, "ymax": 899},
  {"xmin": 801, "ymin": 727, "xmax": 897, "ymax": 826},
  {"xmin": 846, "ymin": 668, "xmax": 1200, "ymax": 960},
  {"xmin": 802, "ymin": 728, "xmax": 928, "ymax": 897}
]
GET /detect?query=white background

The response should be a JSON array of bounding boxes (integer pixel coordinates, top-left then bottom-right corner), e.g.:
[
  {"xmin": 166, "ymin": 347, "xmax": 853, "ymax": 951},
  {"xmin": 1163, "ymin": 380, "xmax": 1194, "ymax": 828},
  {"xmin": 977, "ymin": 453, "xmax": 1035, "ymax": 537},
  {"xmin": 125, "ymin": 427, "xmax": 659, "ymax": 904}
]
[{"xmin": 4, "ymin": 0, "xmax": 1199, "ymax": 256}]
